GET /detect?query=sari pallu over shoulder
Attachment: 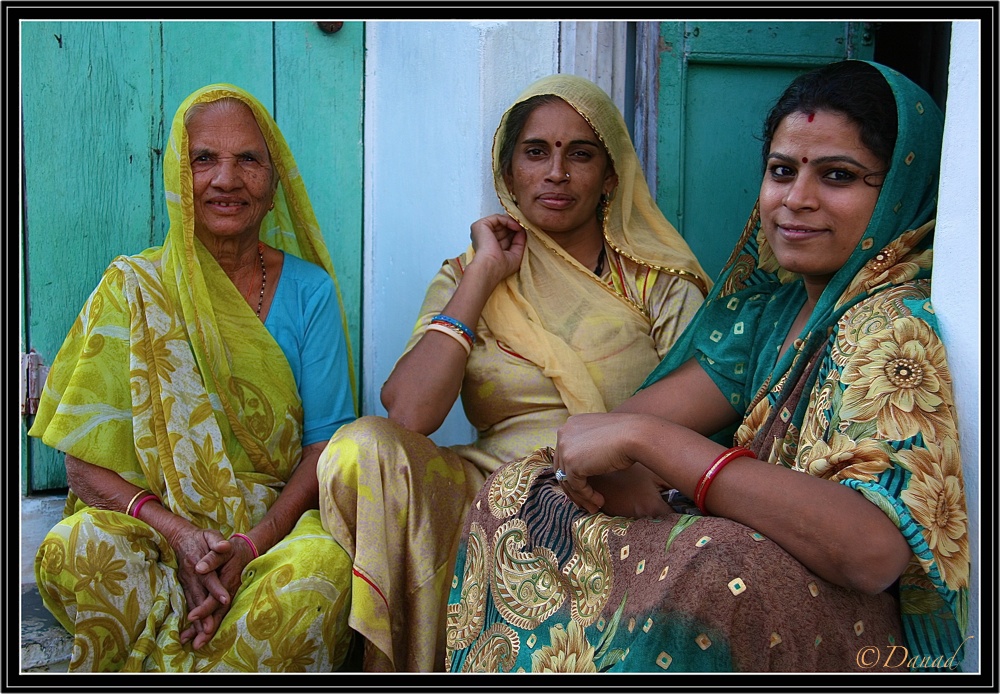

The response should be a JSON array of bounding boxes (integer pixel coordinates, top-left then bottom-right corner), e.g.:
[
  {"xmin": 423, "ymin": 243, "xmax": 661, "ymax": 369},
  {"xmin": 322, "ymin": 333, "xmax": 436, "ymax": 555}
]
[{"xmin": 639, "ymin": 61, "xmax": 969, "ymax": 669}]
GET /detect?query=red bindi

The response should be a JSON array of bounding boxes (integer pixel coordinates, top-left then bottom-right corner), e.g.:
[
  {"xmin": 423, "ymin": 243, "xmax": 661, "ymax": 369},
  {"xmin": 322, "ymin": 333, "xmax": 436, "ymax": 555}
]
[
  {"xmin": 555, "ymin": 141, "xmax": 562, "ymax": 147},
  {"xmin": 807, "ymin": 113, "xmax": 815, "ymax": 122},
  {"xmin": 802, "ymin": 157, "xmax": 809, "ymax": 163}
]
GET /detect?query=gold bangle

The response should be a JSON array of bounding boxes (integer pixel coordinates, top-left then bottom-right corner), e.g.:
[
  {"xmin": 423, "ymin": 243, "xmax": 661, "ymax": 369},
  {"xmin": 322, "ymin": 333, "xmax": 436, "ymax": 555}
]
[
  {"xmin": 125, "ymin": 489, "xmax": 147, "ymax": 516},
  {"xmin": 425, "ymin": 323, "xmax": 472, "ymax": 356}
]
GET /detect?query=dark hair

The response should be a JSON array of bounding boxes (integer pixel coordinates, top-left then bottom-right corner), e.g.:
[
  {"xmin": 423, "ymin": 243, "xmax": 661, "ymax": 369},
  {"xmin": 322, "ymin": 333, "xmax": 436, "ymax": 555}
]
[
  {"xmin": 761, "ymin": 61, "xmax": 897, "ymax": 180},
  {"xmin": 497, "ymin": 94, "xmax": 565, "ymax": 177}
]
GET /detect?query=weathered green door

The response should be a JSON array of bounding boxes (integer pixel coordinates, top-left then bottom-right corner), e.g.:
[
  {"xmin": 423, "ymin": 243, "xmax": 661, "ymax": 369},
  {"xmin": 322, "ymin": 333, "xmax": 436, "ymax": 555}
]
[
  {"xmin": 655, "ymin": 21, "xmax": 875, "ymax": 280},
  {"xmin": 20, "ymin": 20, "xmax": 364, "ymax": 493}
]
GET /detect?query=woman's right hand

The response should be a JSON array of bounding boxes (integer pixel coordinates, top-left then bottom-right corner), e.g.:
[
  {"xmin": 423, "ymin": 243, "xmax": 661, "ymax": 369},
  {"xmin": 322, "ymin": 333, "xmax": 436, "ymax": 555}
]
[
  {"xmin": 468, "ymin": 213, "xmax": 527, "ymax": 285},
  {"xmin": 553, "ymin": 412, "xmax": 647, "ymax": 513},
  {"xmin": 381, "ymin": 213, "xmax": 526, "ymax": 435}
]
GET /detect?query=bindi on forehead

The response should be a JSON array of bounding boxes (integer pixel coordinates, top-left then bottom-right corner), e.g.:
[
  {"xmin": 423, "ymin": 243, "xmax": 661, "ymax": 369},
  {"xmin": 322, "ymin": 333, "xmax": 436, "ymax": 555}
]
[
  {"xmin": 802, "ymin": 157, "xmax": 809, "ymax": 163},
  {"xmin": 555, "ymin": 140, "xmax": 562, "ymax": 147}
]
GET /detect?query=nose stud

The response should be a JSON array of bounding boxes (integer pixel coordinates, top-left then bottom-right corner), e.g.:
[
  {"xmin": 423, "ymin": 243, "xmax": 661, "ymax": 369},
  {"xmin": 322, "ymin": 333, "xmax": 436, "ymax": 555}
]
[{"xmin": 565, "ymin": 173, "xmax": 570, "ymax": 180}]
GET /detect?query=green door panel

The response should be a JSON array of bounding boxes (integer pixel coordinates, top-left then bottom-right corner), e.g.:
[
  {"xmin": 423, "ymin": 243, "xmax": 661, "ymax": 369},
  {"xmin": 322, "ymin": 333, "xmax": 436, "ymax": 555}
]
[
  {"xmin": 274, "ymin": 21, "xmax": 364, "ymax": 384},
  {"xmin": 656, "ymin": 21, "xmax": 875, "ymax": 281},
  {"xmin": 21, "ymin": 21, "xmax": 364, "ymax": 492},
  {"xmin": 21, "ymin": 21, "xmax": 161, "ymax": 493}
]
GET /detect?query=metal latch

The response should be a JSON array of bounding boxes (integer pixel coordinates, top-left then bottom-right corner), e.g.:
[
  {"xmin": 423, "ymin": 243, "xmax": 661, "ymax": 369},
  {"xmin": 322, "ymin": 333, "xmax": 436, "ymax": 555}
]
[{"xmin": 21, "ymin": 349, "xmax": 48, "ymax": 416}]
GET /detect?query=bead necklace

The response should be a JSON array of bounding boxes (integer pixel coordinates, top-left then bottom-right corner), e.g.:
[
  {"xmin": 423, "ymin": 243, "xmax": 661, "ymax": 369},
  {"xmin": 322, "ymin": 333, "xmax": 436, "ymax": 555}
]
[
  {"xmin": 593, "ymin": 244, "xmax": 607, "ymax": 276},
  {"xmin": 254, "ymin": 242, "xmax": 266, "ymax": 317}
]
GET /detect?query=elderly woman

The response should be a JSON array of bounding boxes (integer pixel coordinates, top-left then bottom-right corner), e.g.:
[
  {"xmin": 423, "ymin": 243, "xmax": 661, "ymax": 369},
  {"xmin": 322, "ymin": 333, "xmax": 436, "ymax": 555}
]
[
  {"xmin": 30, "ymin": 85, "xmax": 356, "ymax": 672},
  {"xmin": 447, "ymin": 61, "xmax": 970, "ymax": 673},
  {"xmin": 317, "ymin": 74, "xmax": 710, "ymax": 671}
]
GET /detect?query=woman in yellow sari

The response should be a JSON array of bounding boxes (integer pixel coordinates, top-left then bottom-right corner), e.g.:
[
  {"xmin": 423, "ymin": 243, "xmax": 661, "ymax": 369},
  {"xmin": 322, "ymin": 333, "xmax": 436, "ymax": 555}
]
[
  {"xmin": 317, "ymin": 73, "xmax": 711, "ymax": 671},
  {"xmin": 30, "ymin": 84, "xmax": 356, "ymax": 672}
]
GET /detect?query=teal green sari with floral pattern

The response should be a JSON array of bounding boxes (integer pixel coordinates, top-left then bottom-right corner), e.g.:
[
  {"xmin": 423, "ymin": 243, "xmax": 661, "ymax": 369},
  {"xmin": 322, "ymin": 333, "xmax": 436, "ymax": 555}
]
[{"xmin": 445, "ymin": 61, "xmax": 969, "ymax": 673}]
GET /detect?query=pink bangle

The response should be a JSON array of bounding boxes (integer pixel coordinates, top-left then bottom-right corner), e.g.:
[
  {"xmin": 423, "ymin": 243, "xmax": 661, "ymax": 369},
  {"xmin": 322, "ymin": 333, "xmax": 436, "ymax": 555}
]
[
  {"xmin": 230, "ymin": 532, "xmax": 259, "ymax": 559},
  {"xmin": 693, "ymin": 446, "xmax": 754, "ymax": 515},
  {"xmin": 130, "ymin": 494, "xmax": 159, "ymax": 518}
]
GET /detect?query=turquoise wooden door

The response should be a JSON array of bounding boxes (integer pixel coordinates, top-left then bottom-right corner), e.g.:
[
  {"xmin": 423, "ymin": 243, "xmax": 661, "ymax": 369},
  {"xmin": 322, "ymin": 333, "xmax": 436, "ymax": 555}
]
[
  {"xmin": 655, "ymin": 21, "xmax": 874, "ymax": 280},
  {"xmin": 20, "ymin": 20, "xmax": 364, "ymax": 493}
]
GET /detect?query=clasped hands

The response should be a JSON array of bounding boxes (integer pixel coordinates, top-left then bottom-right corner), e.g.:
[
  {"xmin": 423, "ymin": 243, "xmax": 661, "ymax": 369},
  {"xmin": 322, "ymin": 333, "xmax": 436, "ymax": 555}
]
[
  {"xmin": 170, "ymin": 524, "xmax": 256, "ymax": 649},
  {"xmin": 553, "ymin": 412, "xmax": 673, "ymax": 518}
]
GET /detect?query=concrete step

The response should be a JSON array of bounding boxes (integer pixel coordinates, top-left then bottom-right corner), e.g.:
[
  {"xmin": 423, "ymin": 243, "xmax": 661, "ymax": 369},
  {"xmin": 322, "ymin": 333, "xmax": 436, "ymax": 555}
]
[
  {"xmin": 22, "ymin": 494, "xmax": 73, "ymax": 672},
  {"xmin": 21, "ymin": 583, "xmax": 72, "ymax": 672}
]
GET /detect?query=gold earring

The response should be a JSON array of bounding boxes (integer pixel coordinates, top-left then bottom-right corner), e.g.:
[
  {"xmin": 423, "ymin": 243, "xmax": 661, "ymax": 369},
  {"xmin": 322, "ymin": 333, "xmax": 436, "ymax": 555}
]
[{"xmin": 268, "ymin": 201, "xmax": 275, "ymax": 211}]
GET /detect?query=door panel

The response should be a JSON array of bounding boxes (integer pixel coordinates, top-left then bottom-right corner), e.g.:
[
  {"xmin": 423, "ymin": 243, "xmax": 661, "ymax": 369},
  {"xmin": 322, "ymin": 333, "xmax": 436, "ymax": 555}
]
[
  {"xmin": 21, "ymin": 21, "xmax": 161, "ymax": 493},
  {"xmin": 655, "ymin": 21, "xmax": 874, "ymax": 280},
  {"xmin": 274, "ymin": 21, "xmax": 364, "ymax": 379},
  {"xmin": 21, "ymin": 21, "xmax": 364, "ymax": 492}
]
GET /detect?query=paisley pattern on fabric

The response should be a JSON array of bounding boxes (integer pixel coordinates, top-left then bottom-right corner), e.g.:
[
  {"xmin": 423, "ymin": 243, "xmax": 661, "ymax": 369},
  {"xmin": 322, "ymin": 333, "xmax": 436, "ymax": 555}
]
[
  {"xmin": 30, "ymin": 84, "xmax": 354, "ymax": 672},
  {"xmin": 448, "ymin": 62, "xmax": 970, "ymax": 672},
  {"xmin": 316, "ymin": 74, "xmax": 707, "ymax": 673},
  {"xmin": 447, "ymin": 453, "xmax": 908, "ymax": 673}
]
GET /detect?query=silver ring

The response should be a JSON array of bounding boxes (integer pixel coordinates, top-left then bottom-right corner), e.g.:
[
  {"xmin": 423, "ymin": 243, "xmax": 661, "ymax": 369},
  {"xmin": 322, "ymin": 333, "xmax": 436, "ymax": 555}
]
[{"xmin": 554, "ymin": 469, "xmax": 567, "ymax": 482}]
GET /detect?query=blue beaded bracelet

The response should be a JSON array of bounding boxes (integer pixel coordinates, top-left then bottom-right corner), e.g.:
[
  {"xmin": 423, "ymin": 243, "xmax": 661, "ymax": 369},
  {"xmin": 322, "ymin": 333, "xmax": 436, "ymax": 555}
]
[{"xmin": 431, "ymin": 314, "xmax": 476, "ymax": 343}]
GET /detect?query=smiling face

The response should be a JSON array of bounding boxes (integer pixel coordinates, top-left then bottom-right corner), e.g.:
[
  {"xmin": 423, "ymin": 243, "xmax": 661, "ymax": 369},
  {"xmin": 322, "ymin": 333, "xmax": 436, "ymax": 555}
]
[
  {"xmin": 186, "ymin": 99, "xmax": 276, "ymax": 246},
  {"xmin": 503, "ymin": 99, "xmax": 617, "ymax": 240},
  {"xmin": 759, "ymin": 109, "xmax": 886, "ymax": 299}
]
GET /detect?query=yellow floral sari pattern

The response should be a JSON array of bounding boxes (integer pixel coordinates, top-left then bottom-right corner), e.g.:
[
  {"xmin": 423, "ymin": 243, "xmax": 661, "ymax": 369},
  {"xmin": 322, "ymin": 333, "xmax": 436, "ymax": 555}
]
[{"xmin": 30, "ymin": 84, "xmax": 354, "ymax": 672}]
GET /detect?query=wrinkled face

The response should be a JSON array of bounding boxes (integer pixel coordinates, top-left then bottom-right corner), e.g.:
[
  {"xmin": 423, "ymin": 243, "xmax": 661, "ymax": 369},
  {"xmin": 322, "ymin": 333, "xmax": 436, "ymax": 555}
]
[
  {"xmin": 759, "ymin": 109, "xmax": 886, "ymax": 294},
  {"xmin": 187, "ymin": 100, "xmax": 276, "ymax": 244},
  {"xmin": 503, "ymin": 99, "xmax": 617, "ymax": 239}
]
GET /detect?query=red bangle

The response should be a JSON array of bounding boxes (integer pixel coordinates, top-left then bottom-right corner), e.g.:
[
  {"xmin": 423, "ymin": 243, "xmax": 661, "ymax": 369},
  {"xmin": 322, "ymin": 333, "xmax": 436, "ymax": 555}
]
[
  {"xmin": 230, "ymin": 532, "xmax": 259, "ymax": 559},
  {"xmin": 693, "ymin": 446, "xmax": 754, "ymax": 515},
  {"xmin": 130, "ymin": 494, "xmax": 159, "ymax": 518}
]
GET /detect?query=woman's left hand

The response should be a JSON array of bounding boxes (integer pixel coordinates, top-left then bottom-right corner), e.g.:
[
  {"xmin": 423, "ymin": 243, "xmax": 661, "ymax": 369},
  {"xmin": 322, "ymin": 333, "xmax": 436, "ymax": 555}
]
[
  {"xmin": 182, "ymin": 536, "xmax": 256, "ymax": 648},
  {"xmin": 553, "ymin": 413, "xmax": 649, "ymax": 513}
]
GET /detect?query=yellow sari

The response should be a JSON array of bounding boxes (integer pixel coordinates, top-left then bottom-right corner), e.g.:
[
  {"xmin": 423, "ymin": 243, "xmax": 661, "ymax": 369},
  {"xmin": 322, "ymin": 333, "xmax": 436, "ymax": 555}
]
[
  {"xmin": 317, "ymin": 74, "xmax": 709, "ymax": 672},
  {"xmin": 30, "ymin": 84, "xmax": 355, "ymax": 672}
]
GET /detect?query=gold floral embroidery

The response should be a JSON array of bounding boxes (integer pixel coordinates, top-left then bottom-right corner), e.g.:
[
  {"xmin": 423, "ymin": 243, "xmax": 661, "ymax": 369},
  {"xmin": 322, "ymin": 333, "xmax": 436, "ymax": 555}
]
[
  {"xmin": 838, "ymin": 223, "xmax": 934, "ymax": 308},
  {"xmin": 562, "ymin": 514, "xmax": 632, "ymax": 627},
  {"xmin": 459, "ymin": 623, "xmax": 520, "ymax": 673},
  {"xmin": 798, "ymin": 431, "xmax": 893, "ymax": 482},
  {"xmin": 832, "ymin": 282, "xmax": 930, "ymax": 366},
  {"xmin": 531, "ymin": 621, "xmax": 597, "ymax": 672},
  {"xmin": 839, "ymin": 316, "xmax": 953, "ymax": 441},
  {"xmin": 72, "ymin": 539, "xmax": 128, "ymax": 597},
  {"xmin": 491, "ymin": 519, "xmax": 566, "ymax": 629},
  {"xmin": 447, "ymin": 523, "xmax": 488, "ymax": 651},
  {"xmin": 488, "ymin": 447, "xmax": 552, "ymax": 519},
  {"xmin": 261, "ymin": 628, "xmax": 317, "ymax": 672},
  {"xmin": 898, "ymin": 439, "xmax": 969, "ymax": 591}
]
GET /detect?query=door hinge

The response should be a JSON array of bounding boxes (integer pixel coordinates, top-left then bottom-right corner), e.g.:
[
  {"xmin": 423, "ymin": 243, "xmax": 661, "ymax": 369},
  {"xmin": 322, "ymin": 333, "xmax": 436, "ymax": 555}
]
[{"xmin": 21, "ymin": 348, "xmax": 48, "ymax": 416}]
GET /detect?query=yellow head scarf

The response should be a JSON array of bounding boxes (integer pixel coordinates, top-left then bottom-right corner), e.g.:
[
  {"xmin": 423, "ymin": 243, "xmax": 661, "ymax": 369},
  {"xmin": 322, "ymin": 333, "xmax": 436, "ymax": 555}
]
[
  {"xmin": 164, "ymin": 84, "xmax": 357, "ymax": 410},
  {"xmin": 32, "ymin": 85, "xmax": 356, "ymax": 529},
  {"xmin": 477, "ymin": 74, "xmax": 710, "ymax": 414}
]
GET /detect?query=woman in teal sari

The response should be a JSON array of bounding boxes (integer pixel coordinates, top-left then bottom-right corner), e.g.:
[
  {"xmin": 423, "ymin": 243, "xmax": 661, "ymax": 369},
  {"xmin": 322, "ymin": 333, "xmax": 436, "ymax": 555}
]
[{"xmin": 446, "ymin": 60, "xmax": 969, "ymax": 672}]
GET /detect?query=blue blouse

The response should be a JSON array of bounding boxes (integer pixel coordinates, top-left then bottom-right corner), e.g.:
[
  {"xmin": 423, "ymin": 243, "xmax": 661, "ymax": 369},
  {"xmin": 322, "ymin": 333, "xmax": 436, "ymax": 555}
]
[{"xmin": 264, "ymin": 252, "xmax": 354, "ymax": 446}]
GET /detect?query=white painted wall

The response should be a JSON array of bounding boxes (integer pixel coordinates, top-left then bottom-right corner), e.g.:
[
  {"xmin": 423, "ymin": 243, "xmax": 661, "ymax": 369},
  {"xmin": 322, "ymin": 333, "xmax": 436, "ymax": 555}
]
[
  {"xmin": 363, "ymin": 21, "xmax": 560, "ymax": 445},
  {"xmin": 933, "ymin": 20, "xmax": 980, "ymax": 673}
]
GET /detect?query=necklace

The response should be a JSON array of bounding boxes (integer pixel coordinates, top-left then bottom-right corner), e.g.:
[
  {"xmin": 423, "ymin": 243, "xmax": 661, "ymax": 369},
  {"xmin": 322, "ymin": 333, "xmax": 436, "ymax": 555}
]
[
  {"xmin": 593, "ymin": 244, "xmax": 607, "ymax": 276},
  {"xmin": 254, "ymin": 242, "xmax": 267, "ymax": 317}
]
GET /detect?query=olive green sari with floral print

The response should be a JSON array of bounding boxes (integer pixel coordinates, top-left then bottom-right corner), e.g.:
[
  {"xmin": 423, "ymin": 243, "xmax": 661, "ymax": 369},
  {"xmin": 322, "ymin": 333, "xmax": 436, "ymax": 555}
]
[
  {"xmin": 446, "ymin": 62, "xmax": 968, "ymax": 673},
  {"xmin": 30, "ymin": 84, "xmax": 354, "ymax": 672}
]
